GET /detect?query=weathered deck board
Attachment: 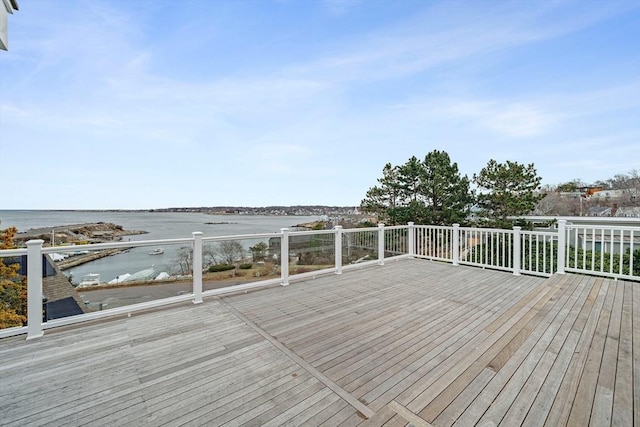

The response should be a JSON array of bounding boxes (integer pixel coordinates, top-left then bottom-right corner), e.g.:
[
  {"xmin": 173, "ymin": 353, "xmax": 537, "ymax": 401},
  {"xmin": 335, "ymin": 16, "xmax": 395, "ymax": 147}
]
[
  {"xmin": 0, "ymin": 259, "xmax": 636, "ymax": 426},
  {"xmin": 411, "ymin": 273, "xmax": 577, "ymax": 423},
  {"xmin": 479, "ymin": 275, "xmax": 593, "ymax": 426},
  {"xmin": 612, "ymin": 282, "xmax": 634, "ymax": 427},
  {"xmin": 322, "ymin": 274, "xmax": 536, "ymax": 377},
  {"xmin": 426, "ymin": 274, "xmax": 589, "ymax": 425},
  {"xmin": 519, "ymin": 277, "xmax": 604, "ymax": 427},
  {"xmin": 565, "ymin": 277, "xmax": 617, "ymax": 426}
]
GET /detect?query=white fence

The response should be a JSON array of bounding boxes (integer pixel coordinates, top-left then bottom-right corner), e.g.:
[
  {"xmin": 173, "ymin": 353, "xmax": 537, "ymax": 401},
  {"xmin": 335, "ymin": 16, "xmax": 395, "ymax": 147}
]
[{"xmin": 1, "ymin": 220, "xmax": 638, "ymax": 339}]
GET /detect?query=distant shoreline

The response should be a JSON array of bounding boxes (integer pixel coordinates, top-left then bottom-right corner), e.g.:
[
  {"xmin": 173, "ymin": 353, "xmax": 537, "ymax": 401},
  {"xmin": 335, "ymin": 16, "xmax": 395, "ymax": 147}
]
[
  {"xmin": 1, "ymin": 205, "xmax": 357, "ymax": 212},
  {"xmin": 1, "ymin": 206, "xmax": 360, "ymax": 218}
]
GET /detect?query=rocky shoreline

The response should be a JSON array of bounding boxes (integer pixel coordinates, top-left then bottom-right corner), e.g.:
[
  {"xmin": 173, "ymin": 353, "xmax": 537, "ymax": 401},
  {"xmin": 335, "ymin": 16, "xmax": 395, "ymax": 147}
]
[{"xmin": 14, "ymin": 222, "xmax": 146, "ymax": 247}]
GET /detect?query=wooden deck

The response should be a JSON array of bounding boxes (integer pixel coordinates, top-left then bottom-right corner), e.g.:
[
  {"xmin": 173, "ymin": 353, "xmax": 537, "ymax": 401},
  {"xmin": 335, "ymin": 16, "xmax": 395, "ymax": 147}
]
[{"xmin": 0, "ymin": 259, "xmax": 637, "ymax": 426}]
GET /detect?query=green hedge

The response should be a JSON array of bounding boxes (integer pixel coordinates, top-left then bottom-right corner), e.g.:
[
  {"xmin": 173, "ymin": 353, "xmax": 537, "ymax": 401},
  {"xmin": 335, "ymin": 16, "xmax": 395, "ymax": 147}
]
[{"xmin": 208, "ymin": 264, "xmax": 235, "ymax": 272}]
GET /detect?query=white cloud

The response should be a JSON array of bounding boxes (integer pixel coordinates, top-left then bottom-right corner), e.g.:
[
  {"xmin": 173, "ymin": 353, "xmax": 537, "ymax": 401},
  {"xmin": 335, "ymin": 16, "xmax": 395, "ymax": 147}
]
[{"xmin": 1, "ymin": 0, "xmax": 638, "ymax": 209}]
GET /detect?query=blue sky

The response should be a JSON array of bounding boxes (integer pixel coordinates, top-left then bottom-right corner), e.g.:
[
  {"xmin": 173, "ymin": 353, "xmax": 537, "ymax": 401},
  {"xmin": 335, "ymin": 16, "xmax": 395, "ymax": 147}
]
[{"xmin": 1, "ymin": 0, "xmax": 639, "ymax": 210}]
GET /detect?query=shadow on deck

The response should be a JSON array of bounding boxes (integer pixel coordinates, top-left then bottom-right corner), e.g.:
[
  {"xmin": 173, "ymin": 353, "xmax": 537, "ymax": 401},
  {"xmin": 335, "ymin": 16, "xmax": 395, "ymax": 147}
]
[{"xmin": 0, "ymin": 259, "xmax": 636, "ymax": 426}]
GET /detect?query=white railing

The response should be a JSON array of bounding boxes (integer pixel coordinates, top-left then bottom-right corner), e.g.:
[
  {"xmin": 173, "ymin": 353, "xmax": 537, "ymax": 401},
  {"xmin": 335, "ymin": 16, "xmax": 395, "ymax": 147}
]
[
  {"xmin": 1, "ymin": 219, "xmax": 638, "ymax": 339},
  {"xmin": 459, "ymin": 226, "xmax": 515, "ymax": 272},
  {"xmin": 564, "ymin": 224, "xmax": 637, "ymax": 279},
  {"xmin": 415, "ymin": 224, "xmax": 454, "ymax": 262},
  {"xmin": 412, "ymin": 219, "xmax": 638, "ymax": 280},
  {"xmin": 520, "ymin": 229, "xmax": 558, "ymax": 276}
]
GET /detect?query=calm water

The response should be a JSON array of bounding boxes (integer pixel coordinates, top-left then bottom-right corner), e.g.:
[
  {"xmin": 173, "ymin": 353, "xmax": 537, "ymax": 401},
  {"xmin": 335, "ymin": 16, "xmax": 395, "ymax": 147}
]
[{"xmin": 0, "ymin": 210, "xmax": 321, "ymax": 283}]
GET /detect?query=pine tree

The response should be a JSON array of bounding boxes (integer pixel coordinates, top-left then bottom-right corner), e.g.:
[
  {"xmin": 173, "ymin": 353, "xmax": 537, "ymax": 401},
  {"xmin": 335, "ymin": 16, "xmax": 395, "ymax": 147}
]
[
  {"xmin": 422, "ymin": 150, "xmax": 473, "ymax": 226},
  {"xmin": 474, "ymin": 160, "xmax": 544, "ymax": 228},
  {"xmin": 361, "ymin": 151, "xmax": 473, "ymax": 226}
]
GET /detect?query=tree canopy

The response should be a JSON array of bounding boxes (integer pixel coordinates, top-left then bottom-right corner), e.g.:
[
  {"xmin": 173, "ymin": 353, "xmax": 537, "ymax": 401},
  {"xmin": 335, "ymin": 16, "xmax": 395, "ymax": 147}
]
[
  {"xmin": 361, "ymin": 152, "xmax": 548, "ymax": 228},
  {"xmin": 361, "ymin": 150, "xmax": 473, "ymax": 226},
  {"xmin": 474, "ymin": 159, "xmax": 544, "ymax": 228}
]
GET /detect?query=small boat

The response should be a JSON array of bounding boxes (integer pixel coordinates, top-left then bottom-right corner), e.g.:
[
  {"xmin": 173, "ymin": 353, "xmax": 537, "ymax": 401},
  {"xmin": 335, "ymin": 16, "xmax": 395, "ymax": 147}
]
[
  {"xmin": 108, "ymin": 273, "xmax": 131, "ymax": 284},
  {"xmin": 149, "ymin": 247, "xmax": 164, "ymax": 255},
  {"xmin": 78, "ymin": 273, "xmax": 100, "ymax": 288},
  {"xmin": 123, "ymin": 268, "xmax": 156, "ymax": 282}
]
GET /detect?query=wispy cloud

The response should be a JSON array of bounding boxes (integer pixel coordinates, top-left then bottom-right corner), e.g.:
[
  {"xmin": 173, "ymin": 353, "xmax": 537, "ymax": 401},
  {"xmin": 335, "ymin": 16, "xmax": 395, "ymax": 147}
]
[
  {"xmin": 1, "ymin": 0, "xmax": 638, "ymax": 208},
  {"xmin": 285, "ymin": 0, "xmax": 639, "ymax": 85}
]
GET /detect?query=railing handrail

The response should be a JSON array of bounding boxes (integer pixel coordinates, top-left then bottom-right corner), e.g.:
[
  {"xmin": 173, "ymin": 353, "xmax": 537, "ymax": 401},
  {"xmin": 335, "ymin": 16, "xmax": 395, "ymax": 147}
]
[
  {"xmin": 383, "ymin": 225, "xmax": 408, "ymax": 231},
  {"xmin": 459, "ymin": 225, "xmax": 517, "ymax": 233},
  {"xmin": 41, "ymin": 237, "xmax": 194, "ymax": 253},
  {"xmin": 414, "ymin": 224, "xmax": 451, "ymax": 230},
  {"xmin": 567, "ymin": 223, "xmax": 640, "ymax": 231},
  {"xmin": 0, "ymin": 248, "xmax": 27, "ymax": 256},
  {"xmin": 2, "ymin": 220, "xmax": 638, "ymax": 340},
  {"xmin": 202, "ymin": 232, "xmax": 280, "ymax": 242},
  {"xmin": 519, "ymin": 229, "xmax": 556, "ymax": 236},
  {"xmin": 288, "ymin": 229, "xmax": 335, "ymax": 237},
  {"xmin": 341, "ymin": 226, "xmax": 379, "ymax": 233}
]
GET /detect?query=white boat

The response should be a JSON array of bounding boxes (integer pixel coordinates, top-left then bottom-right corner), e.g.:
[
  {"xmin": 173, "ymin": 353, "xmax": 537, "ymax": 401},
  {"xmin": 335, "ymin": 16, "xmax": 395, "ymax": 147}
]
[
  {"xmin": 123, "ymin": 268, "xmax": 156, "ymax": 282},
  {"xmin": 108, "ymin": 273, "xmax": 132, "ymax": 284},
  {"xmin": 154, "ymin": 272, "xmax": 171, "ymax": 281},
  {"xmin": 149, "ymin": 247, "xmax": 164, "ymax": 255},
  {"xmin": 78, "ymin": 273, "xmax": 100, "ymax": 288}
]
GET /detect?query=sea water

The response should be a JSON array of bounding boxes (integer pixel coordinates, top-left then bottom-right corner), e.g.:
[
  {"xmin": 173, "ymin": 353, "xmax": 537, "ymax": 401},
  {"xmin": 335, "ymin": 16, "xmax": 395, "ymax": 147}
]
[{"xmin": 0, "ymin": 210, "xmax": 321, "ymax": 283}]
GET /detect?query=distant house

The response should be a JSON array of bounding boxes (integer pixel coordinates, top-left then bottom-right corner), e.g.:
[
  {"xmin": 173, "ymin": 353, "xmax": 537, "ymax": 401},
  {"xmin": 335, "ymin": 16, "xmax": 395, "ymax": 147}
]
[
  {"xmin": 588, "ymin": 207, "xmax": 611, "ymax": 217},
  {"xmin": 587, "ymin": 205, "xmax": 640, "ymax": 218},
  {"xmin": 615, "ymin": 207, "xmax": 640, "ymax": 218},
  {"xmin": 579, "ymin": 186, "xmax": 605, "ymax": 197},
  {"xmin": 577, "ymin": 232, "xmax": 640, "ymax": 254},
  {"xmin": 592, "ymin": 188, "xmax": 639, "ymax": 200}
]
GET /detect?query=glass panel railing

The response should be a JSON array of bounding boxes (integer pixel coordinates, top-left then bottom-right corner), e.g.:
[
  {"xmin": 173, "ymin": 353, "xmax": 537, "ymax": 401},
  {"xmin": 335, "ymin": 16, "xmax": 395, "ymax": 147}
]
[
  {"xmin": 286, "ymin": 230, "xmax": 336, "ymax": 277},
  {"xmin": 201, "ymin": 235, "xmax": 281, "ymax": 290},
  {"xmin": 41, "ymin": 239, "xmax": 190, "ymax": 314}
]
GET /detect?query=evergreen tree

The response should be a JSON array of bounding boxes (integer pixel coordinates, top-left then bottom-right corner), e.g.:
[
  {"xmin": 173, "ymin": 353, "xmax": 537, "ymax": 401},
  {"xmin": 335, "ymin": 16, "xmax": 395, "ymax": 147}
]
[
  {"xmin": 361, "ymin": 163, "xmax": 403, "ymax": 225},
  {"xmin": 396, "ymin": 156, "xmax": 427, "ymax": 224},
  {"xmin": 422, "ymin": 150, "xmax": 474, "ymax": 225},
  {"xmin": 474, "ymin": 160, "xmax": 544, "ymax": 228},
  {"xmin": 361, "ymin": 151, "xmax": 473, "ymax": 226}
]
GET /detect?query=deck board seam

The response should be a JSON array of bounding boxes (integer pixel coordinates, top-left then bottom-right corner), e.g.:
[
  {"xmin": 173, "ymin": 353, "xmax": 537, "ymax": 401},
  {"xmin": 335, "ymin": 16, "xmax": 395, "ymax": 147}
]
[
  {"xmin": 387, "ymin": 400, "xmax": 434, "ymax": 427},
  {"xmin": 217, "ymin": 297, "xmax": 377, "ymax": 419}
]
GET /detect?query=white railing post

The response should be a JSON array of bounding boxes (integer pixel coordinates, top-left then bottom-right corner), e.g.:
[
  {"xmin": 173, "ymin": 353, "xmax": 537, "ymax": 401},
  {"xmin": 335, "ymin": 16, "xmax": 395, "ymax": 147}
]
[
  {"xmin": 26, "ymin": 239, "xmax": 44, "ymax": 340},
  {"xmin": 281, "ymin": 228, "xmax": 289, "ymax": 286},
  {"xmin": 334, "ymin": 226, "xmax": 343, "ymax": 275},
  {"xmin": 452, "ymin": 224, "xmax": 460, "ymax": 266},
  {"xmin": 407, "ymin": 222, "xmax": 415, "ymax": 258},
  {"xmin": 557, "ymin": 220, "xmax": 566, "ymax": 274},
  {"xmin": 378, "ymin": 223, "xmax": 385, "ymax": 265},
  {"xmin": 512, "ymin": 226, "xmax": 521, "ymax": 276},
  {"xmin": 192, "ymin": 232, "xmax": 203, "ymax": 304}
]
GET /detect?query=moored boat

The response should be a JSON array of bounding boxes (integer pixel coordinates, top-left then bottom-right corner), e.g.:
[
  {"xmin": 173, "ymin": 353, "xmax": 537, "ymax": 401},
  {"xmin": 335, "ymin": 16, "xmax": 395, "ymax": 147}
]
[{"xmin": 78, "ymin": 273, "xmax": 100, "ymax": 288}]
